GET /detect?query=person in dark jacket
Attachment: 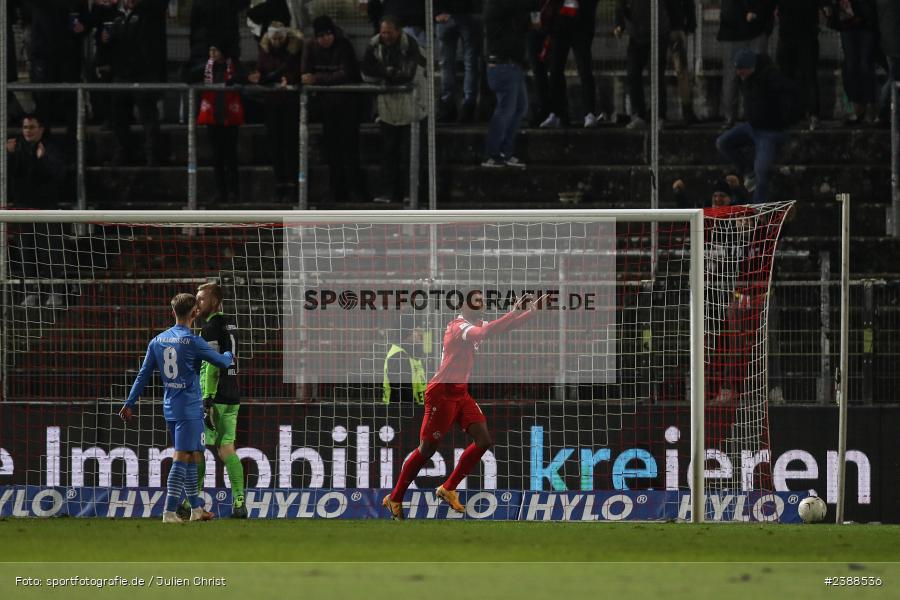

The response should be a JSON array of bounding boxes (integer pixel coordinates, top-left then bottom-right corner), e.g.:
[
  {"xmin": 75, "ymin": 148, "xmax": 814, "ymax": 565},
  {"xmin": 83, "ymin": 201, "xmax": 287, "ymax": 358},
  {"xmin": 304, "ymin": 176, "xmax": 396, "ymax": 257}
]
[
  {"xmin": 774, "ymin": 1, "xmax": 827, "ymax": 130},
  {"xmin": 436, "ymin": 0, "xmax": 482, "ymax": 123},
  {"xmin": 190, "ymin": 43, "xmax": 249, "ymax": 203},
  {"xmin": 26, "ymin": 1, "xmax": 89, "ymax": 130},
  {"xmin": 540, "ymin": 0, "xmax": 601, "ymax": 128},
  {"xmin": 6, "ymin": 113, "xmax": 70, "ymax": 307},
  {"xmin": 249, "ymin": 21, "xmax": 302, "ymax": 202},
  {"xmin": 366, "ymin": 0, "xmax": 427, "ymax": 45},
  {"xmin": 715, "ymin": 50, "xmax": 795, "ymax": 203},
  {"xmin": 301, "ymin": 15, "xmax": 370, "ymax": 204},
  {"xmin": 826, "ymin": 0, "xmax": 878, "ymax": 123},
  {"xmin": 247, "ymin": 0, "xmax": 292, "ymax": 40},
  {"xmin": 190, "ymin": 0, "xmax": 251, "ymax": 66},
  {"xmin": 361, "ymin": 15, "xmax": 427, "ymax": 203},
  {"xmin": 615, "ymin": 0, "xmax": 670, "ymax": 128},
  {"xmin": 875, "ymin": 0, "xmax": 900, "ymax": 123},
  {"xmin": 107, "ymin": 0, "xmax": 168, "ymax": 166},
  {"xmin": 666, "ymin": 0, "xmax": 698, "ymax": 124},
  {"xmin": 6, "ymin": 114, "xmax": 66, "ymax": 209},
  {"xmin": 528, "ymin": 1, "xmax": 552, "ymax": 127},
  {"xmin": 672, "ymin": 176, "xmax": 750, "ymax": 209},
  {"xmin": 483, "ymin": 0, "xmax": 542, "ymax": 167},
  {"xmin": 86, "ymin": 0, "xmax": 122, "ymax": 126},
  {"xmin": 717, "ymin": 0, "xmax": 773, "ymax": 126}
]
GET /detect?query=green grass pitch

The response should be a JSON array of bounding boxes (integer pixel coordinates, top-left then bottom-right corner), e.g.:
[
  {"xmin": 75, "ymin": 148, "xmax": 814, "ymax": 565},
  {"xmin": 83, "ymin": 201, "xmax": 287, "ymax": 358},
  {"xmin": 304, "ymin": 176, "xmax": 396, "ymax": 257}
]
[{"xmin": 2, "ymin": 520, "xmax": 899, "ymax": 598}]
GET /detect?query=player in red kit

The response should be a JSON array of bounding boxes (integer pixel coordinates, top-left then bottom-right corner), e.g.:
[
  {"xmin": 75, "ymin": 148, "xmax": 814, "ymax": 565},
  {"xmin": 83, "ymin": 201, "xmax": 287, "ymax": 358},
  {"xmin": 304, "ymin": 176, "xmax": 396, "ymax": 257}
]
[{"xmin": 382, "ymin": 290, "xmax": 547, "ymax": 519}]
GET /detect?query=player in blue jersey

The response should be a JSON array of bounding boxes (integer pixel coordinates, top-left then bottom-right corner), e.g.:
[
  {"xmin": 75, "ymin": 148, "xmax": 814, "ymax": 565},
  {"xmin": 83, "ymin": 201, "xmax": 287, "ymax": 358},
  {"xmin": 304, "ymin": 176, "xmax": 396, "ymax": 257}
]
[{"xmin": 119, "ymin": 293, "xmax": 234, "ymax": 523}]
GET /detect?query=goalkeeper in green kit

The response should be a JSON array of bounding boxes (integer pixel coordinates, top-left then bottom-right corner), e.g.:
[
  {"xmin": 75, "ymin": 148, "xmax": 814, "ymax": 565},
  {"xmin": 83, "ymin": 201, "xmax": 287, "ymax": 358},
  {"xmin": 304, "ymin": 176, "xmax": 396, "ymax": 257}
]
[{"xmin": 179, "ymin": 282, "xmax": 247, "ymax": 519}]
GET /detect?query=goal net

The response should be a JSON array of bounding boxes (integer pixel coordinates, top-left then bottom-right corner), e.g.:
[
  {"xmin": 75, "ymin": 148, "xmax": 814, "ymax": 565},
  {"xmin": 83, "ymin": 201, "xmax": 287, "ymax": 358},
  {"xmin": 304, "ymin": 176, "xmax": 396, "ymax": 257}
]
[{"xmin": 0, "ymin": 206, "xmax": 796, "ymax": 521}]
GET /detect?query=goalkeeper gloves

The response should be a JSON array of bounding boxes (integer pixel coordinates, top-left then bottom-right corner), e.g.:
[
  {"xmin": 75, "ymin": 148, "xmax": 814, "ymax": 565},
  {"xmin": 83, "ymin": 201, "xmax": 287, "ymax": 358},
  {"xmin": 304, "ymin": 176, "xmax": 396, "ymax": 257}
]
[{"xmin": 203, "ymin": 398, "xmax": 217, "ymax": 432}]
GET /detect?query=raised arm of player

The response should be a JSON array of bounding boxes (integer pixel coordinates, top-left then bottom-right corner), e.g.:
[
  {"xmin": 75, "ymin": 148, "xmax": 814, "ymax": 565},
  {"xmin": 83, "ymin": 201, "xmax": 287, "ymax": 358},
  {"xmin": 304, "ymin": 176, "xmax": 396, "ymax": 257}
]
[
  {"xmin": 120, "ymin": 341, "xmax": 158, "ymax": 420},
  {"xmin": 463, "ymin": 293, "xmax": 547, "ymax": 343},
  {"xmin": 194, "ymin": 335, "xmax": 234, "ymax": 370},
  {"xmin": 510, "ymin": 293, "xmax": 548, "ymax": 325}
]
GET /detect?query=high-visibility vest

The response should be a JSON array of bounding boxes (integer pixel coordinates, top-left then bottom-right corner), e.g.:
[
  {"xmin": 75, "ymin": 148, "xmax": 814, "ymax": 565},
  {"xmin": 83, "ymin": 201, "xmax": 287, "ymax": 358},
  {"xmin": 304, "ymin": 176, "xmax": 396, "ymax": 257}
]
[{"xmin": 382, "ymin": 344, "xmax": 426, "ymax": 405}]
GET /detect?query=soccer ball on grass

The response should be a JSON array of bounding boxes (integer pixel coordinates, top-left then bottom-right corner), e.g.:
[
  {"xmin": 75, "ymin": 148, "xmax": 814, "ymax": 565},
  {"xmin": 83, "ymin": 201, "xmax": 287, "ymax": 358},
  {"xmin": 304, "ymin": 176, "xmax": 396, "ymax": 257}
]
[{"xmin": 798, "ymin": 496, "xmax": 827, "ymax": 523}]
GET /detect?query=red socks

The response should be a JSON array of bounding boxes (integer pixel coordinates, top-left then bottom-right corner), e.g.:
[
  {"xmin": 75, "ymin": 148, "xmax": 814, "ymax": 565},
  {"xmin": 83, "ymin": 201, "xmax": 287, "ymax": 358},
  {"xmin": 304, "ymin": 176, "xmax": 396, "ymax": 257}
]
[
  {"xmin": 389, "ymin": 448, "xmax": 429, "ymax": 503},
  {"xmin": 443, "ymin": 443, "xmax": 487, "ymax": 492},
  {"xmin": 390, "ymin": 444, "xmax": 489, "ymax": 501}
]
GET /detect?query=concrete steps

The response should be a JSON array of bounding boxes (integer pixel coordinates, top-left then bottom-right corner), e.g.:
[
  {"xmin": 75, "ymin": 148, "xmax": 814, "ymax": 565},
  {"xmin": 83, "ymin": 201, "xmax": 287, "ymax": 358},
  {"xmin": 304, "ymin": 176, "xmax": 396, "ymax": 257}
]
[{"xmin": 82, "ymin": 122, "xmax": 890, "ymax": 167}]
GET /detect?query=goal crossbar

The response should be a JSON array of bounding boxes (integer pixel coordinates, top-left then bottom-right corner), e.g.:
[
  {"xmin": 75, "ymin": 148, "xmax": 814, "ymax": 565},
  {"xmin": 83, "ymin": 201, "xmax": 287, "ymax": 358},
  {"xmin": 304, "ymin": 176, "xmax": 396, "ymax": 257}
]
[{"xmin": 0, "ymin": 209, "xmax": 705, "ymax": 224}]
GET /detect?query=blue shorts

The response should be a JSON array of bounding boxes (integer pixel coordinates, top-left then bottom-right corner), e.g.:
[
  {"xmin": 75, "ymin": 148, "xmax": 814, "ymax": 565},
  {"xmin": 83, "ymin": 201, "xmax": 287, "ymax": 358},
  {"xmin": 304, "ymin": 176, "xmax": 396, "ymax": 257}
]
[{"xmin": 167, "ymin": 419, "xmax": 205, "ymax": 452}]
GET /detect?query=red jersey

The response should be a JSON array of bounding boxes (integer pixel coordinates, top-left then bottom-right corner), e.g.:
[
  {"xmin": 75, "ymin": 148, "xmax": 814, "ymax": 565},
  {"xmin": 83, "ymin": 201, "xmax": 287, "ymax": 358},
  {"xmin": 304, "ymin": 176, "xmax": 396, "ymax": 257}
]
[
  {"xmin": 429, "ymin": 316, "xmax": 481, "ymax": 389},
  {"xmin": 428, "ymin": 309, "xmax": 534, "ymax": 390}
]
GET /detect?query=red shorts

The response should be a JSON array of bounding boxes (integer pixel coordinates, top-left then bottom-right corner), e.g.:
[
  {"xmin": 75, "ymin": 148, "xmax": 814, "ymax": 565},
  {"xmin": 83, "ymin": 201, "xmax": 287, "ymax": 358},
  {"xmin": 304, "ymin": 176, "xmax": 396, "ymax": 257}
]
[{"xmin": 419, "ymin": 384, "xmax": 486, "ymax": 441}]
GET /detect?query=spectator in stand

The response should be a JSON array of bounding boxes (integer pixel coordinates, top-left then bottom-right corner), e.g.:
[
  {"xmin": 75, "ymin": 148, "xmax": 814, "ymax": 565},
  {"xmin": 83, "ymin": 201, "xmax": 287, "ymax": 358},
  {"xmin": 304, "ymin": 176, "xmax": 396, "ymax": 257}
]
[
  {"xmin": 718, "ymin": 0, "xmax": 773, "ymax": 127},
  {"xmin": 666, "ymin": 0, "xmax": 698, "ymax": 125},
  {"xmin": 527, "ymin": 3, "xmax": 552, "ymax": 127},
  {"xmin": 361, "ymin": 15, "xmax": 427, "ymax": 204},
  {"xmin": 6, "ymin": 114, "xmax": 66, "ymax": 209},
  {"xmin": 249, "ymin": 21, "xmax": 303, "ymax": 202},
  {"xmin": 6, "ymin": 113, "xmax": 69, "ymax": 308},
  {"xmin": 672, "ymin": 177, "xmax": 750, "ymax": 209},
  {"xmin": 107, "ymin": 0, "xmax": 168, "ymax": 166},
  {"xmin": 716, "ymin": 49, "xmax": 798, "ymax": 203},
  {"xmin": 540, "ymin": 0, "xmax": 602, "ymax": 129},
  {"xmin": 875, "ymin": 0, "xmax": 900, "ymax": 125},
  {"xmin": 615, "ymin": 0, "xmax": 670, "ymax": 129},
  {"xmin": 825, "ymin": 0, "xmax": 878, "ymax": 124},
  {"xmin": 302, "ymin": 15, "xmax": 370, "ymax": 204},
  {"xmin": 365, "ymin": 1, "xmax": 428, "ymax": 46},
  {"xmin": 774, "ymin": 1, "xmax": 827, "ymax": 131},
  {"xmin": 86, "ymin": 0, "xmax": 123, "ymax": 127},
  {"xmin": 247, "ymin": 0, "xmax": 293, "ymax": 40},
  {"xmin": 26, "ymin": 1, "xmax": 90, "ymax": 132},
  {"xmin": 189, "ymin": 0, "xmax": 250, "ymax": 78},
  {"xmin": 190, "ymin": 43, "xmax": 248, "ymax": 203},
  {"xmin": 435, "ymin": 0, "xmax": 482, "ymax": 124},
  {"xmin": 482, "ymin": 0, "xmax": 541, "ymax": 168}
]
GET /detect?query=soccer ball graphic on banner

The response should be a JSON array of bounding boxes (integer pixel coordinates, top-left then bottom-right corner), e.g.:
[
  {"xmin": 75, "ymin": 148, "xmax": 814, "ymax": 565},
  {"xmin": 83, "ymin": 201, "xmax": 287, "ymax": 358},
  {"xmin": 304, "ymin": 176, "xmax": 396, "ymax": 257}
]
[{"xmin": 798, "ymin": 496, "xmax": 827, "ymax": 524}]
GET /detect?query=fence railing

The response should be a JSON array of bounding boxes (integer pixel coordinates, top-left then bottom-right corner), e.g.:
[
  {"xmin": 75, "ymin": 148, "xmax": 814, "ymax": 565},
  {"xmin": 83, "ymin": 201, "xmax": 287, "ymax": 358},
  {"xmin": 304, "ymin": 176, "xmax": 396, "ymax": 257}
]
[
  {"xmin": 769, "ymin": 275, "xmax": 900, "ymax": 406},
  {"xmin": 2, "ymin": 82, "xmax": 417, "ymax": 212}
]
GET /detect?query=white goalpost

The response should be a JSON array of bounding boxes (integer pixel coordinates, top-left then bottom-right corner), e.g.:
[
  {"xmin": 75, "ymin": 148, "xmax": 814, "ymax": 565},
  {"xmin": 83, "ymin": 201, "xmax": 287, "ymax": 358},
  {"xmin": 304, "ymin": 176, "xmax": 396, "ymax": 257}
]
[{"xmin": 0, "ymin": 207, "xmax": 796, "ymax": 522}]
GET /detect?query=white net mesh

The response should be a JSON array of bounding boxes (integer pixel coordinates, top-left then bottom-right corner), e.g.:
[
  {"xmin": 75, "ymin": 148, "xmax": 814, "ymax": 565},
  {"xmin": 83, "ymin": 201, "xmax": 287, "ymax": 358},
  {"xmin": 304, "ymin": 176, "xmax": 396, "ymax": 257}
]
[{"xmin": 1, "ymin": 206, "xmax": 794, "ymax": 521}]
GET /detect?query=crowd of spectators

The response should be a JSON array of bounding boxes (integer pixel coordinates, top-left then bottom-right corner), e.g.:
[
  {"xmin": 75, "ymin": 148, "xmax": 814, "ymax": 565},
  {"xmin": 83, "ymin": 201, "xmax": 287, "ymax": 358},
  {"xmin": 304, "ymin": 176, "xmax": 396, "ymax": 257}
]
[{"xmin": 3, "ymin": 0, "xmax": 900, "ymax": 209}]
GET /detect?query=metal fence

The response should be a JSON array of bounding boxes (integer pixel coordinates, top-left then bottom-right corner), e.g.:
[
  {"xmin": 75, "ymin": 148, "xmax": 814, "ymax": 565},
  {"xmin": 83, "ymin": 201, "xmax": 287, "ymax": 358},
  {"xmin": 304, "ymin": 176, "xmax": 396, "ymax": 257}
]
[
  {"xmin": 2, "ymin": 81, "xmax": 418, "ymax": 211},
  {"xmin": 770, "ymin": 275, "xmax": 900, "ymax": 406}
]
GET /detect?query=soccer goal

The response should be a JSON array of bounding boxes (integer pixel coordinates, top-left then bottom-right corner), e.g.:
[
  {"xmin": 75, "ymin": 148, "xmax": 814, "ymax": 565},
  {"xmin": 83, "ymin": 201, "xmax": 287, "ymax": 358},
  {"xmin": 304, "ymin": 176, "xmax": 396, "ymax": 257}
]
[{"xmin": 0, "ymin": 206, "xmax": 797, "ymax": 522}]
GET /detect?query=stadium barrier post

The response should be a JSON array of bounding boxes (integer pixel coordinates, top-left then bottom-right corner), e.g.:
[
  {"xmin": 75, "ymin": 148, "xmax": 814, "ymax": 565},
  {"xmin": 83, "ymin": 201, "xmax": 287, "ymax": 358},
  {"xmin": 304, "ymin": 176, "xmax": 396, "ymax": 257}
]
[
  {"xmin": 836, "ymin": 192, "xmax": 851, "ymax": 524},
  {"xmin": 187, "ymin": 86, "xmax": 197, "ymax": 211},
  {"xmin": 689, "ymin": 208, "xmax": 705, "ymax": 523},
  {"xmin": 694, "ymin": 2, "xmax": 704, "ymax": 76},
  {"xmin": 555, "ymin": 254, "xmax": 567, "ymax": 401},
  {"xmin": 76, "ymin": 87, "xmax": 86, "ymax": 211},
  {"xmin": 892, "ymin": 82, "xmax": 899, "ymax": 237},
  {"xmin": 425, "ymin": 0, "xmax": 437, "ymax": 211},
  {"xmin": 299, "ymin": 88, "xmax": 308, "ymax": 210},
  {"xmin": 410, "ymin": 93, "xmax": 420, "ymax": 210},
  {"xmin": 818, "ymin": 251, "xmax": 831, "ymax": 405},
  {"xmin": 862, "ymin": 281, "xmax": 873, "ymax": 404},
  {"xmin": 649, "ymin": 0, "xmax": 659, "ymax": 281},
  {"xmin": 0, "ymin": 0, "xmax": 6, "ymax": 398}
]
